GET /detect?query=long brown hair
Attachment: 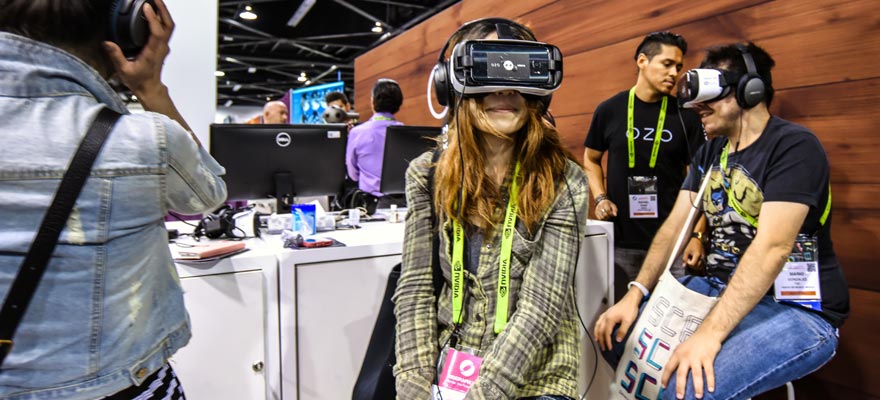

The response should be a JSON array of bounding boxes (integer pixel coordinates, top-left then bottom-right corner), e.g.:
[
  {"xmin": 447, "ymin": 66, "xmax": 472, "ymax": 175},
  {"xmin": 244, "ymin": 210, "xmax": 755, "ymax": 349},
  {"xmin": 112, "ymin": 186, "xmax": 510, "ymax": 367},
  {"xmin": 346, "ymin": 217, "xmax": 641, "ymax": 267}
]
[
  {"xmin": 434, "ymin": 96, "xmax": 575, "ymax": 233},
  {"xmin": 432, "ymin": 18, "xmax": 575, "ymax": 233}
]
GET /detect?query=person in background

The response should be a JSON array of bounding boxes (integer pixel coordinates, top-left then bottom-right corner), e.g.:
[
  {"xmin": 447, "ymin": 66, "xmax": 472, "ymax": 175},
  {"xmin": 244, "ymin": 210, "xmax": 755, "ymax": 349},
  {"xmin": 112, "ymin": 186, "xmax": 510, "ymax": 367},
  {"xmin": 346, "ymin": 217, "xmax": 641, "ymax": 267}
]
[
  {"xmin": 262, "ymin": 100, "xmax": 289, "ymax": 124},
  {"xmin": 344, "ymin": 78, "xmax": 403, "ymax": 212},
  {"xmin": 582, "ymin": 31, "xmax": 706, "ymax": 301},
  {"xmin": 393, "ymin": 18, "xmax": 588, "ymax": 400},
  {"xmin": 594, "ymin": 42, "xmax": 847, "ymax": 400},
  {"xmin": 0, "ymin": 0, "xmax": 227, "ymax": 398},
  {"xmin": 325, "ymin": 91, "xmax": 352, "ymax": 112}
]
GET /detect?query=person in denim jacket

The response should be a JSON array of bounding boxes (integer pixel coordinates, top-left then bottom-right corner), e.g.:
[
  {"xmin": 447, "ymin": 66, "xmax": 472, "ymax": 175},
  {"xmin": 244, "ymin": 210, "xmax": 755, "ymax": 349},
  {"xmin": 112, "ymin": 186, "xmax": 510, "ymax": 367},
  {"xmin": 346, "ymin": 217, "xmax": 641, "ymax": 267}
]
[{"xmin": 0, "ymin": 0, "xmax": 227, "ymax": 398}]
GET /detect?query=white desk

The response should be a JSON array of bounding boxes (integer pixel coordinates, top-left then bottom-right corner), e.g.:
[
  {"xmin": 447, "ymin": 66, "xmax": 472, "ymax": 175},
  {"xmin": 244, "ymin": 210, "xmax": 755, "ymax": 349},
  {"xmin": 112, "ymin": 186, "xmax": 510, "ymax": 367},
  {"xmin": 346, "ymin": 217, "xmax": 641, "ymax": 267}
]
[
  {"xmin": 170, "ymin": 234, "xmax": 281, "ymax": 400},
  {"xmin": 171, "ymin": 220, "xmax": 614, "ymax": 400}
]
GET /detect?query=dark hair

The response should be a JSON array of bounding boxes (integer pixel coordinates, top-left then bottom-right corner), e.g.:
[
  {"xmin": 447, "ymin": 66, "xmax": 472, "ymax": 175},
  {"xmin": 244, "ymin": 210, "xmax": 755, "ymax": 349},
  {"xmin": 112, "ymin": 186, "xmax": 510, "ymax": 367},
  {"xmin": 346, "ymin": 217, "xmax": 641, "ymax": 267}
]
[
  {"xmin": 0, "ymin": 0, "xmax": 111, "ymax": 49},
  {"xmin": 372, "ymin": 78, "xmax": 403, "ymax": 114},
  {"xmin": 699, "ymin": 42, "xmax": 776, "ymax": 106},
  {"xmin": 634, "ymin": 31, "xmax": 687, "ymax": 61},
  {"xmin": 324, "ymin": 91, "xmax": 350, "ymax": 106},
  {"xmin": 442, "ymin": 18, "xmax": 537, "ymax": 58}
]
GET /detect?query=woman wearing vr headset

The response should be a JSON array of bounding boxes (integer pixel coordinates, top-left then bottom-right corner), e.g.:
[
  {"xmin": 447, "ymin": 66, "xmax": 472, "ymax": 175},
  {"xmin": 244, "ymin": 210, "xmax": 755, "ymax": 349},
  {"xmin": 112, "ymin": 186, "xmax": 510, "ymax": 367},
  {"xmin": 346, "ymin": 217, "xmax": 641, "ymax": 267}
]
[{"xmin": 393, "ymin": 18, "xmax": 588, "ymax": 400}]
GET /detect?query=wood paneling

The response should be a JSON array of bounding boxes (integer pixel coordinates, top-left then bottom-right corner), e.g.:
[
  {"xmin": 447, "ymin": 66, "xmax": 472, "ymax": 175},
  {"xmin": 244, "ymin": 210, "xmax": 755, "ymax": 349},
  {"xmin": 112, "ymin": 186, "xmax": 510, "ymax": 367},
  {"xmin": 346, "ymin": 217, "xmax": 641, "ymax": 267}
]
[{"xmin": 355, "ymin": 0, "xmax": 880, "ymax": 395}]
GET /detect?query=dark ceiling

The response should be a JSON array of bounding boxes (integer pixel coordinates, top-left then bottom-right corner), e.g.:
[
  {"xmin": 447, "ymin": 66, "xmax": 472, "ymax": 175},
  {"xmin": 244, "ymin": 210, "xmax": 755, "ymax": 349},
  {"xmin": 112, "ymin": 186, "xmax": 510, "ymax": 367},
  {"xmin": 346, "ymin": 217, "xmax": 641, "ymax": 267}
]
[{"xmin": 216, "ymin": 0, "xmax": 458, "ymax": 107}]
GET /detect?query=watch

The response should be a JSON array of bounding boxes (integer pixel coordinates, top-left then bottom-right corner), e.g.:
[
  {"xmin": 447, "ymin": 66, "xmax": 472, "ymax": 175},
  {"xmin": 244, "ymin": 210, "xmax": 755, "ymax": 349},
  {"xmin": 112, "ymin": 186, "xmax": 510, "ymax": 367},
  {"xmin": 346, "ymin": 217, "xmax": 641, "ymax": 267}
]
[{"xmin": 691, "ymin": 231, "xmax": 705, "ymax": 242}]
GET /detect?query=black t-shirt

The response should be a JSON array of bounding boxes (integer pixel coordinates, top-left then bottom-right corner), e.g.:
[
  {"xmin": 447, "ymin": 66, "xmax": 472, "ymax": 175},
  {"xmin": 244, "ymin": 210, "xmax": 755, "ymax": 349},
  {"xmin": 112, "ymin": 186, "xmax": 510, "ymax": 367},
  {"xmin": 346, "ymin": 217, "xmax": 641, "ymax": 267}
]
[
  {"xmin": 683, "ymin": 116, "xmax": 849, "ymax": 327},
  {"xmin": 584, "ymin": 90, "xmax": 704, "ymax": 249}
]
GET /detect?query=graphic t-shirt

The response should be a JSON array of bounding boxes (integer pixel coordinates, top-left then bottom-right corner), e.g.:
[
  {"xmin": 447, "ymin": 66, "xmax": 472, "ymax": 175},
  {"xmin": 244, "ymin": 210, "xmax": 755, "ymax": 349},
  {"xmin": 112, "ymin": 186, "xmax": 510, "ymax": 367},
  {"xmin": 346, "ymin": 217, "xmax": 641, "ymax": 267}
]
[
  {"xmin": 584, "ymin": 90, "xmax": 705, "ymax": 249},
  {"xmin": 682, "ymin": 116, "xmax": 849, "ymax": 327}
]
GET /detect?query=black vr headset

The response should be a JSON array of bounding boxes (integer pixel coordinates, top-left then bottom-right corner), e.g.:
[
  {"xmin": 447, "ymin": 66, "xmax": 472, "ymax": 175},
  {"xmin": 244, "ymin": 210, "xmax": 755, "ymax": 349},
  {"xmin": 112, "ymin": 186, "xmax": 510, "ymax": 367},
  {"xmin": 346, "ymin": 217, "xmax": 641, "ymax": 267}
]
[
  {"xmin": 677, "ymin": 44, "xmax": 766, "ymax": 109},
  {"xmin": 429, "ymin": 18, "xmax": 563, "ymax": 119}
]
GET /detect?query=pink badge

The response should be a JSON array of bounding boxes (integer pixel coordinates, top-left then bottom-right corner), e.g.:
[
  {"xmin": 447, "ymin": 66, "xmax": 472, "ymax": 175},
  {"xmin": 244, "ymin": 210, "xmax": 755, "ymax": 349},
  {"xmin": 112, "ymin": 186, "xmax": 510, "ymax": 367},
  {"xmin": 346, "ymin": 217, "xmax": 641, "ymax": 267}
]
[{"xmin": 438, "ymin": 347, "xmax": 483, "ymax": 393}]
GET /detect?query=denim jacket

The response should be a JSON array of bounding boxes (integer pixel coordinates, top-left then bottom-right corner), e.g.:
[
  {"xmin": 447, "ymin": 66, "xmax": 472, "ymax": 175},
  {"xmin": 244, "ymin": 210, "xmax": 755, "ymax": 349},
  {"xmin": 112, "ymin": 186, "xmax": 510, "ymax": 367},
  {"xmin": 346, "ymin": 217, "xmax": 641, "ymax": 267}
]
[{"xmin": 0, "ymin": 32, "xmax": 227, "ymax": 399}]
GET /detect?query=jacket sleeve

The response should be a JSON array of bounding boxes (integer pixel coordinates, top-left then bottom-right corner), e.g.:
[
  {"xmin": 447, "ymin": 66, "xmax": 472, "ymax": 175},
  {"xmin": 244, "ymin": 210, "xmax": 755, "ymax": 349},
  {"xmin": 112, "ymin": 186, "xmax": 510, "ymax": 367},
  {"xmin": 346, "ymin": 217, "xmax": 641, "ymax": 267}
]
[
  {"xmin": 393, "ymin": 151, "xmax": 441, "ymax": 399},
  {"xmin": 466, "ymin": 162, "xmax": 590, "ymax": 399},
  {"xmin": 160, "ymin": 115, "xmax": 228, "ymax": 214}
]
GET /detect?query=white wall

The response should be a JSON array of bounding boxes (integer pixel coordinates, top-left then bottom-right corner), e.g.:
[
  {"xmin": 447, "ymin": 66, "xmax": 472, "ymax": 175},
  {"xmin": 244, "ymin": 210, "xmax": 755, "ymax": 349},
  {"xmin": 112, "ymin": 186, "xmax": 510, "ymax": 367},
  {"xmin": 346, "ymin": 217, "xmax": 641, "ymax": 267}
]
[{"xmin": 163, "ymin": 0, "xmax": 218, "ymax": 146}]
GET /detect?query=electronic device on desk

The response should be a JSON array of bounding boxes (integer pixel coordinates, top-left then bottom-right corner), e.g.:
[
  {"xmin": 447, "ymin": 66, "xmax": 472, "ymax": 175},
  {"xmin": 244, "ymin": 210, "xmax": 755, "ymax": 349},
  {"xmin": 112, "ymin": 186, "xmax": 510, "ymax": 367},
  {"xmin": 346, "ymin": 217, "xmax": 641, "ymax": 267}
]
[
  {"xmin": 379, "ymin": 125, "xmax": 443, "ymax": 196},
  {"xmin": 210, "ymin": 123, "xmax": 349, "ymax": 213},
  {"xmin": 195, "ymin": 205, "xmax": 260, "ymax": 239}
]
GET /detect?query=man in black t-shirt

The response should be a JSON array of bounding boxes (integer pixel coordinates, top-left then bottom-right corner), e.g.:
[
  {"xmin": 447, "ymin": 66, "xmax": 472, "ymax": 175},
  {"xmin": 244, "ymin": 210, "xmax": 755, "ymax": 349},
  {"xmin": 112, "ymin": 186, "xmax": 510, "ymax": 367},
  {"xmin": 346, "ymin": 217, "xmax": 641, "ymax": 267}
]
[
  {"xmin": 583, "ymin": 32, "xmax": 705, "ymax": 299},
  {"xmin": 595, "ymin": 42, "xmax": 848, "ymax": 400}
]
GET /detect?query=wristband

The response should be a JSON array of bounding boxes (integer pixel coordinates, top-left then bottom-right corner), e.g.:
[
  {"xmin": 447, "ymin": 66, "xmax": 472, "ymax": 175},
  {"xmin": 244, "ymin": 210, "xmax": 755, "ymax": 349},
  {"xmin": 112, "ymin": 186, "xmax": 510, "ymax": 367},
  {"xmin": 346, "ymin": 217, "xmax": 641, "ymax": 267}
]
[
  {"xmin": 627, "ymin": 281, "xmax": 650, "ymax": 298},
  {"xmin": 594, "ymin": 194, "xmax": 608, "ymax": 207},
  {"xmin": 691, "ymin": 231, "xmax": 705, "ymax": 242}
]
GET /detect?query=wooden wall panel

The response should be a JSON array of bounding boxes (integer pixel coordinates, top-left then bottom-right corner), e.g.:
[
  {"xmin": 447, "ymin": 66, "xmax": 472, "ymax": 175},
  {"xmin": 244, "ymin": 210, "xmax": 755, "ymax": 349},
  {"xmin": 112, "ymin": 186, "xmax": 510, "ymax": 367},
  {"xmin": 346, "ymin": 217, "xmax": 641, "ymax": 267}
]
[
  {"xmin": 355, "ymin": 0, "xmax": 880, "ymax": 395},
  {"xmin": 811, "ymin": 288, "xmax": 880, "ymax": 398}
]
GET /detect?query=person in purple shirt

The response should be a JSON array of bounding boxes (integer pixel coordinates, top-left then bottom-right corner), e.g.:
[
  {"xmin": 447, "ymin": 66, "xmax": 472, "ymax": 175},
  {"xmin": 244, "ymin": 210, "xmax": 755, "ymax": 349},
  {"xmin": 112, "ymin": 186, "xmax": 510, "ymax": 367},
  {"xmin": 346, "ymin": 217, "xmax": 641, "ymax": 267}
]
[{"xmin": 345, "ymin": 78, "xmax": 404, "ymax": 207}]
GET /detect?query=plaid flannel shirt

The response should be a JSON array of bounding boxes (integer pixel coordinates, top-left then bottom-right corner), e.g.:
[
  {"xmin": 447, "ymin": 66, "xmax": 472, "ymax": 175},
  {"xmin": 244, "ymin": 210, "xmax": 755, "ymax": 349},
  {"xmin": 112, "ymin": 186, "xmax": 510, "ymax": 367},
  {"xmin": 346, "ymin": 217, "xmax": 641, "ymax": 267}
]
[{"xmin": 393, "ymin": 151, "xmax": 589, "ymax": 399}]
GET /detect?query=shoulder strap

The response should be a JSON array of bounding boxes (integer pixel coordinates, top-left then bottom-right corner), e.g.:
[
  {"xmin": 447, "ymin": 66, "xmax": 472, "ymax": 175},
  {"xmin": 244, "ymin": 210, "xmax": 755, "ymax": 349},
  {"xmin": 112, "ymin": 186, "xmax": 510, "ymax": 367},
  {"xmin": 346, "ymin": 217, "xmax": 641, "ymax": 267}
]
[
  {"xmin": 429, "ymin": 149, "xmax": 443, "ymax": 297},
  {"xmin": 0, "ymin": 107, "xmax": 122, "ymax": 366}
]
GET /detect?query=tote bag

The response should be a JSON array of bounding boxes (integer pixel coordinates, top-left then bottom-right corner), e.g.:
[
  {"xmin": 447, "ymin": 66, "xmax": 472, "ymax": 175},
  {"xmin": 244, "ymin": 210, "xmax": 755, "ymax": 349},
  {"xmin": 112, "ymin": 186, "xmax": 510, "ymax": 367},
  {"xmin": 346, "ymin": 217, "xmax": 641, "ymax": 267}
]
[{"xmin": 612, "ymin": 171, "xmax": 716, "ymax": 399}]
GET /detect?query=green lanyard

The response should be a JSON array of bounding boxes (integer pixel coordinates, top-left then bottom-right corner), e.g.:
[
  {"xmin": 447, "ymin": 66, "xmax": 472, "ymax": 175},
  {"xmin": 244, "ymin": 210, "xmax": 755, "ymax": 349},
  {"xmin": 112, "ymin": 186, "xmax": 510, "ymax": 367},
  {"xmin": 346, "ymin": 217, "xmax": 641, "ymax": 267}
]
[
  {"xmin": 627, "ymin": 87, "xmax": 668, "ymax": 169},
  {"xmin": 451, "ymin": 161, "xmax": 521, "ymax": 334},
  {"xmin": 720, "ymin": 142, "xmax": 831, "ymax": 228},
  {"xmin": 372, "ymin": 115, "xmax": 395, "ymax": 122}
]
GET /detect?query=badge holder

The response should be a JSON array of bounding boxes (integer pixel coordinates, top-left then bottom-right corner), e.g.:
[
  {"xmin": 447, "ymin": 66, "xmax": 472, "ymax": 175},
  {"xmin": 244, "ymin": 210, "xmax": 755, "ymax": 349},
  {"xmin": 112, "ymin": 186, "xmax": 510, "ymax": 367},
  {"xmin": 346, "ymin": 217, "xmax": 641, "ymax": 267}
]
[
  {"xmin": 627, "ymin": 175, "xmax": 659, "ymax": 219},
  {"xmin": 774, "ymin": 233, "xmax": 822, "ymax": 311},
  {"xmin": 432, "ymin": 334, "xmax": 483, "ymax": 400}
]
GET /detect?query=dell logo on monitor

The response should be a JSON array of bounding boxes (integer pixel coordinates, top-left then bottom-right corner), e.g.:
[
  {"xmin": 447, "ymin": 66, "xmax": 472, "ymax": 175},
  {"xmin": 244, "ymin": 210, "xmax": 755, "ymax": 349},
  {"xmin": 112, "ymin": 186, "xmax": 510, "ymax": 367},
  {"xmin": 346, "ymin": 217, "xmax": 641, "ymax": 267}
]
[{"xmin": 276, "ymin": 132, "xmax": 291, "ymax": 147}]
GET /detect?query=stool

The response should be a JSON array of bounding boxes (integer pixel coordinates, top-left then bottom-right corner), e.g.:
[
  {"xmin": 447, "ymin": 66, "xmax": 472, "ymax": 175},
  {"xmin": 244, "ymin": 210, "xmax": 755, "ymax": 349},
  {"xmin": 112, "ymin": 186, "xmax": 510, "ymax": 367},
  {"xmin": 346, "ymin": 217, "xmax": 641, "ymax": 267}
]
[{"xmin": 748, "ymin": 381, "xmax": 795, "ymax": 400}]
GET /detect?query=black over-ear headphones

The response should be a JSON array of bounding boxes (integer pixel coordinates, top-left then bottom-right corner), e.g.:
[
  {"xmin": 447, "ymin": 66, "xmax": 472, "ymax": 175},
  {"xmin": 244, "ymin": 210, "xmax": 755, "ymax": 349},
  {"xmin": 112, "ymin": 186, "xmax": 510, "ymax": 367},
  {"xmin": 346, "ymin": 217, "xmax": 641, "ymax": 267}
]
[
  {"xmin": 195, "ymin": 205, "xmax": 238, "ymax": 239},
  {"xmin": 109, "ymin": 0, "xmax": 156, "ymax": 58},
  {"xmin": 734, "ymin": 44, "xmax": 766, "ymax": 109},
  {"xmin": 431, "ymin": 17, "xmax": 539, "ymax": 108}
]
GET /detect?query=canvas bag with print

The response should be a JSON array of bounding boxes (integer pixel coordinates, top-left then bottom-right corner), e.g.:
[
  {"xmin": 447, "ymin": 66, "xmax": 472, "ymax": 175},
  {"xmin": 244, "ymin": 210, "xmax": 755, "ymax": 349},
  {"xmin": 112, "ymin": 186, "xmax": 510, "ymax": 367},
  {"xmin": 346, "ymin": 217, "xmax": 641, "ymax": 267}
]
[{"xmin": 612, "ymin": 170, "xmax": 717, "ymax": 399}]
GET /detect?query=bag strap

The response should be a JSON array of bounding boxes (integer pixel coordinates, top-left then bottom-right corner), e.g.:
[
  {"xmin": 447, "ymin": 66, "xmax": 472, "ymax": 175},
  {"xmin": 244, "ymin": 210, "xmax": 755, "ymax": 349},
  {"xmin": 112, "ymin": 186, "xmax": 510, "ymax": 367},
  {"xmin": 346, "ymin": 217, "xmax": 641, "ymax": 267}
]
[
  {"xmin": 0, "ymin": 107, "xmax": 122, "ymax": 366},
  {"xmin": 428, "ymin": 149, "xmax": 443, "ymax": 297}
]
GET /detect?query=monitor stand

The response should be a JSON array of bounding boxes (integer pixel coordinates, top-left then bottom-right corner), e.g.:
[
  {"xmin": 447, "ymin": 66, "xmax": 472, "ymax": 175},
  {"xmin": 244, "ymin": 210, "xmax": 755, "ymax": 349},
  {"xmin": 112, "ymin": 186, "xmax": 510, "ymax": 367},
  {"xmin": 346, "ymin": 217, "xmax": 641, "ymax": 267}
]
[{"xmin": 274, "ymin": 172, "xmax": 295, "ymax": 214}]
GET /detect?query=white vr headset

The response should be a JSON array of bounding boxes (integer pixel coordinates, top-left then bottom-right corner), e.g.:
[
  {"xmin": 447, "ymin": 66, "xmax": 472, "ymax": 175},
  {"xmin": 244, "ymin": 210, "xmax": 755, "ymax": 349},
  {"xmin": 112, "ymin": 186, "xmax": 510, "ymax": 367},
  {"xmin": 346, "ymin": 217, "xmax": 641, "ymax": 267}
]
[{"xmin": 677, "ymin": 68, "xmax": 737, "ymax": 108}]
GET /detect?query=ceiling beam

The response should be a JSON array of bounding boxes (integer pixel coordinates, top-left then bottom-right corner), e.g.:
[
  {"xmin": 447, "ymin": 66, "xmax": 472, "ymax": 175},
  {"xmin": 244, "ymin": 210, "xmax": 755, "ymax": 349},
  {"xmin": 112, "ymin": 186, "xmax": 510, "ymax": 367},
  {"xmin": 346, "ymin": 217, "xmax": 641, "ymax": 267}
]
[
  {"xmin": 220, "ymin": 18, "xmax": 342, "ymax": 60},
  {"xmin": 359, "ymin": 0, "xmax": 427, "ymax": 9},
  {"xmin": 331, "ymin": 0, "xmax": 394, "ymax": 30}
]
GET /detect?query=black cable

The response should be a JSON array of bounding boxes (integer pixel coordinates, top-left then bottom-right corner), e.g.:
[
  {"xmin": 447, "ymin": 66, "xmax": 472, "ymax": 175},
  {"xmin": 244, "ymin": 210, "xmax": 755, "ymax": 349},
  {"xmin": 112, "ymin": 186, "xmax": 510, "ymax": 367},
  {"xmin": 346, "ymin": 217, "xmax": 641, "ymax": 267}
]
[
  {"xmin": 564, "ymin": 176, "xmax": 598, "ymax": 400},
  {"xmin": 168, "ymin": 212, "xmax": 200, "ymax": 228}
]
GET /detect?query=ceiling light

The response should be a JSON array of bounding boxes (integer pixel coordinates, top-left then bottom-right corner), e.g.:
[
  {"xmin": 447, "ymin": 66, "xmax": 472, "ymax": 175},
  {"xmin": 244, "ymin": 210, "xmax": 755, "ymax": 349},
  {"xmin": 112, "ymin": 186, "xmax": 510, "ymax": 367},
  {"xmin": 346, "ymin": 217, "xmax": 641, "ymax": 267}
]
[
  {"xmin": 232, "ymin": 84, "xmax": 242, "ymax": 92},
  {"xmin": 266, "ymin": 96, "xmax": 271, "ymax": 101},
  {"xmin": 297, "ymin": 72, "xmax": 308, "ymax": 82},
  {"xmin": 305, "ymin": 80, "xmax": 311, "ymax": 85},
  {"xmin": 224, "ymin": 99, "xmax": 233, "ymax": 107},
  {"xmin": 287, "ymin": 0, "xmax": 316, "ymax": 27},
  {"xmin": 239, "ymin": 5, "xmax": 257, "ymax": 20},
  {"xmin": 224, "ymin": 57, "xmax": 239, "ymax": 63},
  {"xmin": 247, "ymin": 67, "xmax": 257, "ymax": 73},
  {"xmin": 372, "ymin": 22, "xmax": 383, "ymax": 33},
  {"xmin": 214, "ymin": 70, "xmax": 226, "ymax": 77},
  {"xmin": 222, "ymin": 35, "xmax": 234, "ymax": 42}
]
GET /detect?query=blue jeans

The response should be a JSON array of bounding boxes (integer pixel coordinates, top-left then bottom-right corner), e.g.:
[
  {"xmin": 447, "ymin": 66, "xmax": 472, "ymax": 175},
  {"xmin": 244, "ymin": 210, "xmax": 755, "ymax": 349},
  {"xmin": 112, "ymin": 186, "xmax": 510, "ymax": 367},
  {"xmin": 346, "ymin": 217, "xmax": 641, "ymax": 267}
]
[{"xmin": 603, "ymin": 276, "xmax": 838, "ymax": 399}]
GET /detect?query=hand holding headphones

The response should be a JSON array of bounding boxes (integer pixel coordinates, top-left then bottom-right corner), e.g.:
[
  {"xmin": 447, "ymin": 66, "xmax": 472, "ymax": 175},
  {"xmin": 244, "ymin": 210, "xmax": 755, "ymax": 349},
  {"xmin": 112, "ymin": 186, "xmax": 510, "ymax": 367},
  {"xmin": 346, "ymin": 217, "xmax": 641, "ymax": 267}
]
[{"xmin": 103, "ymin": 0, "xmax": 173, "ymax": 97}]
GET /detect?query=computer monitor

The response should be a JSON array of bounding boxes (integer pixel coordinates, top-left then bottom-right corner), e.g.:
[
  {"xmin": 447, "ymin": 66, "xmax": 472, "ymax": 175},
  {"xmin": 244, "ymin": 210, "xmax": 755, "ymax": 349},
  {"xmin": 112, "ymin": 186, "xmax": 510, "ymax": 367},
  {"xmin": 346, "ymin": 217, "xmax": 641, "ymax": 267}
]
[
  {"xmin": 210, "ymin": 123, "xmax": 349, "ymax": 210},
  {"xmin": 380, "ymin": 125, "xmax": 443, "ymax": 195}
]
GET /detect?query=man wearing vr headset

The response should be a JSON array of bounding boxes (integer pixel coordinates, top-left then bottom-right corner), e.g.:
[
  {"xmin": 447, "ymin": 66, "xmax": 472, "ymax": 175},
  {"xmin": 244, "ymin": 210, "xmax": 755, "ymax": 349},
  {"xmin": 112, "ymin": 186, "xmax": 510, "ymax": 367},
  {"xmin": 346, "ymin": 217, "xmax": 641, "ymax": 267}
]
[
  {"xmin": 595, "ymin": 42, "xmax": 847, "ymax": 399},
  {"xmin": 582, "ymin": 32, "xmax": 706, "ymax": 302},
  {"xmin": 395, "ymin": 18, "xmax": 586, "ymax": 400}
]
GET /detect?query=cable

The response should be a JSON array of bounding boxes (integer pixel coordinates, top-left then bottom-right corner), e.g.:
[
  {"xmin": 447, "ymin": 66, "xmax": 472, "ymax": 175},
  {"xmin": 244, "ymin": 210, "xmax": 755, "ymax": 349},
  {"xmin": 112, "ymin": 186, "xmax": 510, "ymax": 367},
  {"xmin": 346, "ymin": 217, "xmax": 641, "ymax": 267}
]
[{"xmin": 564, "ymin": 176, "xmax": 598, "ymax": 400}]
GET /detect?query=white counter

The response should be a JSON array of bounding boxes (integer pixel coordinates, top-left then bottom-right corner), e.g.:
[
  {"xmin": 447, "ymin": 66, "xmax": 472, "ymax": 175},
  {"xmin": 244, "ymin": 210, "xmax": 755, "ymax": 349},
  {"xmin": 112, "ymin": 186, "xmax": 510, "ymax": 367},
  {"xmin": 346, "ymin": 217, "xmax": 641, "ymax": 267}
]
[{"xmin": 169, "ymin": 219, "xmax": 614, "ymax": 400}]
